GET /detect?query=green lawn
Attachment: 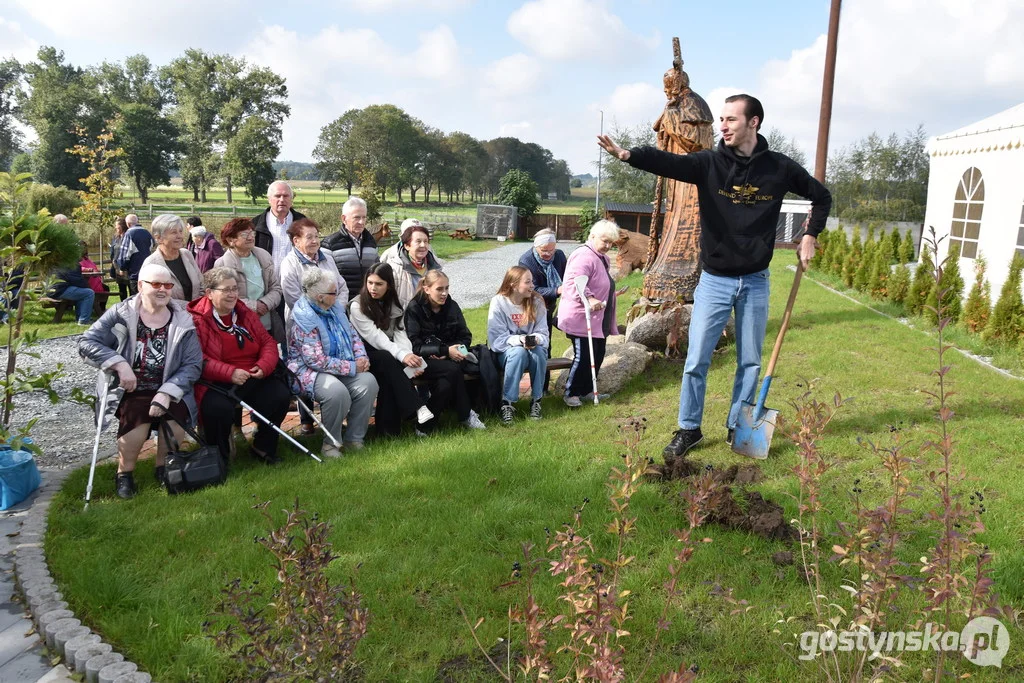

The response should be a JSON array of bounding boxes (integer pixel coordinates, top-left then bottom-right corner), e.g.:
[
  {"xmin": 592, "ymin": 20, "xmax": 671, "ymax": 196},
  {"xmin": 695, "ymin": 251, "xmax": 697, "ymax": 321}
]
[{"xmin": 44, "ymin": 257, "xmax": 1024, "ymax": 681}]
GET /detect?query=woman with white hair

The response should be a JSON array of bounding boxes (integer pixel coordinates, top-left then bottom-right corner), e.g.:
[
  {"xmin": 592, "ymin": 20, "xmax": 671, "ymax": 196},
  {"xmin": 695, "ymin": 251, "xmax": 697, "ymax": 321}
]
[
  {"xmin": 286, "ymin": 267, "xmax": 379, "ymax": 456},
  {"xmin": 79, "ymin": 263, "xmax": 204, "ymax": 498},
  {"xmin": 556, "ymin": 219, "xmax": 625, "ymax": 408},
  {"xmin": 143, "ymin": 214, "xmax": 203, "ymax": 301},
  {"xmin": 186, "ymin": 216, "xmax": 224, "ymax": 273}
]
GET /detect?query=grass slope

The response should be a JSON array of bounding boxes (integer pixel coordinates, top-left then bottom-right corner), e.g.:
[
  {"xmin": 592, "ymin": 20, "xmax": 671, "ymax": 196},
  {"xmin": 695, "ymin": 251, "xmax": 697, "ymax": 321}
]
[{"xmin": 45, "ymin": 257, "xmax": 1024, "ymax": 681}]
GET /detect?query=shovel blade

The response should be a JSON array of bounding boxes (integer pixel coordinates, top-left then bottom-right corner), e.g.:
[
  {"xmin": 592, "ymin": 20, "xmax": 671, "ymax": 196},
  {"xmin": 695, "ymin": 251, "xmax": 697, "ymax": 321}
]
[{"xmin": 731, "ymin": 402, "xmax": 779, "ymax": 460}]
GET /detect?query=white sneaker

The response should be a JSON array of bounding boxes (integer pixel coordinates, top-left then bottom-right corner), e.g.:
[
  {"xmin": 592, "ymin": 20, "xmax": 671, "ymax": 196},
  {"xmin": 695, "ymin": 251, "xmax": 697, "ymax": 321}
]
[
  {"xmin": 415, "ymin": 428, "xmax": 429, "ymax": 438},
  {"xmin": 322, "ymin": 444, "xmax": 342, "ymax": 459},
  {"xmin": 563, "ymin": 395, "xmax": 582, "ymax": 408},
  {"xmin": 464, "ymin": 409, "xmax": 487, "ymax": 430},
  {"xmin": 416, "ymin": 405, "xmax": 434, "ymax": 424}
]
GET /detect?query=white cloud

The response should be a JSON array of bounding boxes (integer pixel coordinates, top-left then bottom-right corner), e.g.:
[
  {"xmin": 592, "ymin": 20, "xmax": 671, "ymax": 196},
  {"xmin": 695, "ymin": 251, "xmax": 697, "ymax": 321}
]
[
  {"xmin": 339, "ymin": 0, "xmax": 472, "ymax": 13},
  {"xmin": 479, "ymin": 53, "xmax": 542, "ymax": 99},
  {"xmin": 590, "ymin": 82, "xmax": 665, "ymax": 132},
  {"xmin": 0, "ymin": 16, "xmax": 39, "ymax": 62},
  {"xmin": 12, "ymin": 0, "xmax": 242, "ymax": 39},
  {"xmin": 754, "ymin": 0, "xmax": 1024, "ymax": 167},
  {"xmin": 507, "ymin": 0, "xmax": 658, "ymax": 62},
  {"xmin": 499, "ymin": 121, "xmax": 532, "ymax": 137}
]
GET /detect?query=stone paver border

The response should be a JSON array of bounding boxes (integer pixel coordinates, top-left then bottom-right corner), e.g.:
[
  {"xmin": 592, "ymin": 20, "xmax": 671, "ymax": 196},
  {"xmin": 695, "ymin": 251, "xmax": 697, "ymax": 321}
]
[{"xmin": 11, "ymin": 467, "xmax": 153, "ymax": 683}]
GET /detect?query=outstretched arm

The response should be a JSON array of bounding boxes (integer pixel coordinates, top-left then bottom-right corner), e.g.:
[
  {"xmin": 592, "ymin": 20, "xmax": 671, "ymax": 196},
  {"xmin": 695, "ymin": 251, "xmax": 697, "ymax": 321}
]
[{"xmin": 597, "ymin": 135, "xmax": 630, "ymax": 161}]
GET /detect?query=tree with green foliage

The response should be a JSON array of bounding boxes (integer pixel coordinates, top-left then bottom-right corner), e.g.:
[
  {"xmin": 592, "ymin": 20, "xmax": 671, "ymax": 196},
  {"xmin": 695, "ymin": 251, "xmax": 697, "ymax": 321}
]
[
  {"xmin": 925, "ymin": 243, "xmax": 964, "ymax": 324},
  {"xmin": 887, "ymin": 263, "xmax": 911, "ymax": 305},
  {"xmin": 17, "ymin": 47, "xmax": 111, "ymax": 190},
  {"xmin": 982, "ymin": 254, "xmax": 1024, "ymax": 344},
  {"xmin": 66, "ymin": 123, "xmax": 124, "ymax": 269},
  {"xmin": 898, "ymin": 230, "xmax": 916, "ymax": 263},
  {"xmin": 867, "ymin": 250, "xmax": 888, "ymax": 300},
  {"xmin": 0, "ymin": 173, "xmax": 83, "ymax": 433},
  {"xmin": 446, "ymin": 131, "xmax": 488, "ymax": 201},
  {"xmin": 850, "ymin": 228, "xmax": 862, "ymax": 257},
  {"xmin": 497, "ymin": 169, "xmax": 540, "ymax": 220},
  {"xmin": 223, "ymin": 116, "xmax": 280, "ymax": 204},
  {"xmin": 9, "ymin": 153, "xmax": 32, "ymax": 177},
  {"xmin": 888, "ymin": 229, "xmax": 902, "ymax": 262},
  {"xmin": 28, "ymin": 184, "xmax": 81, "ymax": 216},
  {"xmin": 347, "ymin": 104, "xmax": 419, "ymax": 202},
  {"xmin": 810, "ymin": 230, "xmax": 828, "ymax": 270},
  {"xmin": 765, "ymin": 128, "xmax": 808, "ymax": 168},
  {"xmin": 827, "ymin": 229, "xmax": 848, "ymax": 277},
  {"xmin": 853, "ymin": 251, "xmax": 871, "ymax": 292},
  {"xmin": 842, "ymin": 250, "xmax": 858, "ymax": 288},
  {"xmin": 0, "ymin": 59, "xmax": 22, "ymax": 171},
  {"xmin": 312, "ymin": 109, "xmax": 361, "ymax": 197},
  {"xmin": 601, "ymin": 121, "xmax": 657, "ymax": 204},
  {"xmin": 905, "ymin": 246, "xmax": 934, "ymax": 316},
  {"xmin": 112, "ymin": 104, "xmax": 178, "ymax": 203},
  {"xmin": 961, "ymin": 255, "xmax": 992, "ymax": 334}
]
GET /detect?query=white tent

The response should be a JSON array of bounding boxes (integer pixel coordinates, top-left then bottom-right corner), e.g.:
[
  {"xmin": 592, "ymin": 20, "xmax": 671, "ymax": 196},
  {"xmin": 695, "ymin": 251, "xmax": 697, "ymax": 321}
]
[{"xmin": 923, "ymin": 103, "xmax": 1024, "ymax": 300}]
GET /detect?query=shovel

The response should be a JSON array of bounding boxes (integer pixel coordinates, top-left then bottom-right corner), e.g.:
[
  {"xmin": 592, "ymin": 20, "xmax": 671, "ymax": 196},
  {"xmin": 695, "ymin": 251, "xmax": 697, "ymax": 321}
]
[{"xmin": 731, "ymin": 264, "xmax": 804, "ymax": 460}]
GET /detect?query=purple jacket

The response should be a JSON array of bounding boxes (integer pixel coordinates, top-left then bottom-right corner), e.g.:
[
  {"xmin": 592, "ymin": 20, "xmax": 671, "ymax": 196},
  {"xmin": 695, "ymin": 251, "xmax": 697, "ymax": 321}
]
[
  {"xmin": 188, "ymin": 236, "xmax": 225, "ymax": 273},
  {"xmin": 556, "ymin": 244, "xmax": 616, "ymax": 338}
]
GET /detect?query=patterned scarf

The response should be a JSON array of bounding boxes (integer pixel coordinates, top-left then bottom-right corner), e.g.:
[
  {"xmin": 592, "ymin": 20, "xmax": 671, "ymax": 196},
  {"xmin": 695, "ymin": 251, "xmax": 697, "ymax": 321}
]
[
  {"xmin": 532, "ymin": 249, "xmax": 562, "ymax": 290},
  {"xmin": 212, "ymin": 307, "xmax": 255, "ymax": 349}
]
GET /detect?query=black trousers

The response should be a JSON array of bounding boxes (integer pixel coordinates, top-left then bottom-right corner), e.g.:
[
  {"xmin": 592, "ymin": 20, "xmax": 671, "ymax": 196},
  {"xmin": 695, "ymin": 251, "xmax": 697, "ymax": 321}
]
[
  {"xmin": 565, "ymin": 334, "xmax": 607, "ymax": 398},
  {"xmin": 365, "ymin": 344, "xmax": 425, "ymax": 436},
  {"xmin": 114, "ymin": 277, "xmax": 130, "ymax": 302},
  {"xmin": 420, "ymin": 358, "xmax": 471, "ymax": 424},
  {"xmin": 201, "ymin": 377, "xmax": 290, "ymax": 459}
]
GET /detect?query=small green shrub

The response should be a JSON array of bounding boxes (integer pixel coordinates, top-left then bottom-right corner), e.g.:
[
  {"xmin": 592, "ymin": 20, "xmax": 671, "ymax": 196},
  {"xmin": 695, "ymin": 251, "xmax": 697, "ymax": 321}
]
[
  {"xmin": 983, "ymin": 253, "xmax": 1024, "ymax": 344},
  {"xmin": 926, "ymin": 242, "xmax": 964, "ymax": 324},
  {"xmin": 29, "ymin": 183, "xmax": 82, "ymax": 217},
  {"xmin": 898, "ymin": 230, "xmax": 916, "ymax": 263},
  {"xmin": 905, "ymin": 245, "xmax": 934, "ymax": 316},
  {"xmin": 887, "ymin": 263, "xmax": 911, "ymax": 305},
  {"xmin": 962, "ymin": 255, "xmax": 992, "ymax": 334}
]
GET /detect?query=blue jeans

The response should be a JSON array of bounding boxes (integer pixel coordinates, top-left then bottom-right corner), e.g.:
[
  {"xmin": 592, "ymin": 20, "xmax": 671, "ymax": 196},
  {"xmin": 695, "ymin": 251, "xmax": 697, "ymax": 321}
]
[
  {"xmin": 60, "ymin": 286, "xmax": 96, "ymax": 323},
  {"xmin": 678, "ymin": 269, "xmax": 770, "ymax": 431},
  {"xmin": 499, "ymin": 346, "xmax": 548, "ymax": 402}
]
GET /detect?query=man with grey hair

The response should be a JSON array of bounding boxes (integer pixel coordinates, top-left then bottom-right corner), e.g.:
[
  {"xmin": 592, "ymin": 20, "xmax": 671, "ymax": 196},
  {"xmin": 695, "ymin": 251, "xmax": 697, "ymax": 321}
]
[
  {"xmin": 252, "ymin": 180, "xmax": 306, "ymax": 275},
  {"xmin": 322, "ymin": 196, "xmax": 379, "ymax": 295},
  {"xmin": 115, "ymin": 215, "xmax": 154, "ymax": 295}
]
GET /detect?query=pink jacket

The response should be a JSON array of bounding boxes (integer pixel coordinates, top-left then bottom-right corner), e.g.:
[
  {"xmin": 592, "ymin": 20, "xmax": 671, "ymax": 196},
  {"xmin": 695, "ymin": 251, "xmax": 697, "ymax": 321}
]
[{"xmin": 556, "ymin": 244, "xmax": 616, "ymax": 338}]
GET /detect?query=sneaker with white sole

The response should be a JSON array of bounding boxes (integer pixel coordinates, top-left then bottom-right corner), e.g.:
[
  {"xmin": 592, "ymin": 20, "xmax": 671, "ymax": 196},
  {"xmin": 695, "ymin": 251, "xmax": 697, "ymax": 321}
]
[
  {"xmin": 529, "ymin": 400, "xmax": 542, "ymax": 420},
  {"xmin": 464, "ymin": 409, "xmax": 487, "ymax": 429},
  {"xmin": 581, "ymin": 392, "xmax": 611, "ymax": 403},
  {"xmin": 563, "ymin": 395, "xmax": 582, "ymax": 408},
  {"xmin": 322, "ymin": 444, "xmax": 342, "ymax": 458},
  {"xmin": 416, "ymin": 405, "xmax": 434, "ymax": 424},
  {"xmin": 414, "ymin": 428, "xmax": 429, "ymax": 438},
  {"xmin": 499, "ymin": 401, "xmax": 515, "ymax": 426}
]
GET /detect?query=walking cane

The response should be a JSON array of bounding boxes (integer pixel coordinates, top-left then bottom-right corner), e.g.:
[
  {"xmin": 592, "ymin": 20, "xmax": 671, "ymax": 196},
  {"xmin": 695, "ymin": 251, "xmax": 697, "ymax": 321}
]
[
  {"xmin": 199, "ymin": 381, "xmax": 323, "ymax": 463},
  {"xmin": 572, "ymin": 275, "xmax": 600, "ymax": 405},
  {"xmin": 84, "ymin": 372, "xmax": 114, "ymax": 511},
  {"xmin": 276, "ymin": 361, "xmax": 342, "ymax": 448}
]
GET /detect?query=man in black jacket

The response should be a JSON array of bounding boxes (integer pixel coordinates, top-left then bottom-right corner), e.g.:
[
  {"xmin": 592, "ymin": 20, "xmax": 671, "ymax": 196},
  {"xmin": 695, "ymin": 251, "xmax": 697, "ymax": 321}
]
[
  {"xmin": 323, "ymin": 197, "xmax": 379, "ymax": 295},
  {"xmin": 598, "ymin": 93, "xmax": 832, "ymax": 459},
  {"xmin": 252, "ymin": 180, "xmax": 306, "ymax": 276}
]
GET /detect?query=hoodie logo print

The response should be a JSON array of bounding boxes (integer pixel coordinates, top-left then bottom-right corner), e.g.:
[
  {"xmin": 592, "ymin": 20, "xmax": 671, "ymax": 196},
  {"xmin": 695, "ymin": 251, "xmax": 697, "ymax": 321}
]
[{"xmin": 718, "ymin": 183, "xmax": 774, "ymax": 205}]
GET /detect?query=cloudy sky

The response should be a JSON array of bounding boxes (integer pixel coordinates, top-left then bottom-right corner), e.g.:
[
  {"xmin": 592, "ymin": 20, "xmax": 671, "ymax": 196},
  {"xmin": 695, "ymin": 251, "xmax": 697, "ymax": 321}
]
[{"xmin": 2, "ymin": 0, "xmax": 1023, "ymax": 176}]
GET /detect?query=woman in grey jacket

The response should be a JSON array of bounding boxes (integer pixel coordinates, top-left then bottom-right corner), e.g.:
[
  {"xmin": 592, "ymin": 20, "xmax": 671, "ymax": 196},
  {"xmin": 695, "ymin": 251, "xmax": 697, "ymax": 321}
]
[
  {"xmin": 78, "ymin": 263, "xmax": 204, "ymax": 499},
  {"xmin": 487, "ymin": 265, "xmax": 549, "ymax": 425}
]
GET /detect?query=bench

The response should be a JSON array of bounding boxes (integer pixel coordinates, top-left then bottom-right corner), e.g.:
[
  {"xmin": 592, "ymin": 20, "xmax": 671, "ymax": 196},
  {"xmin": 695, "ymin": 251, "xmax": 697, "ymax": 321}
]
[
  {"xmin": 448, "ymin": 228, "xmax": 474, "ymax": 240},
  {"xmin": 39, "ymin": 291, "xmax": 112, "ymax": 323},
  {"xmin": 410, "ymin": 356, "xmax": 572, "ymax": 385}
]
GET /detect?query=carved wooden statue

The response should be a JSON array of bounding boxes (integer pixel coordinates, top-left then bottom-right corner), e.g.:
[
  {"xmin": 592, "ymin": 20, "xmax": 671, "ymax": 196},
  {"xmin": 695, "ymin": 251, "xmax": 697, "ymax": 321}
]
[{"xmin": 641, "ymin": 39, "xmax": 714, "ymax": 303}]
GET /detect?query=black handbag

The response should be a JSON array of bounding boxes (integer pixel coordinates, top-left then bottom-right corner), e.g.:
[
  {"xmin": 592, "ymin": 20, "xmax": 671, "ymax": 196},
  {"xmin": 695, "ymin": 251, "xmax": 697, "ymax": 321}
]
[{"xmin": 160, "ymin": 414, "xmax": 227, "ymax": 495}]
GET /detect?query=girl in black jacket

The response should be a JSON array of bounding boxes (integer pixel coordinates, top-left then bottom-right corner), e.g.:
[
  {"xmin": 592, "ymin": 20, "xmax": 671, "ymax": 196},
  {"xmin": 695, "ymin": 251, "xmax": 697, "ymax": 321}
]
[{"xmin": 404, "ymin": 270, "xmax": 486, "ymax": 430}]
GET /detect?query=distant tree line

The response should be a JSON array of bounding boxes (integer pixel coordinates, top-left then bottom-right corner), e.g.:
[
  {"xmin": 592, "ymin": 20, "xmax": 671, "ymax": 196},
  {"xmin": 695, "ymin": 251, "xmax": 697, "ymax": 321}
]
[
  {"xmin": 0, "ymin": 48, "xmax": 573, "ymax": 208},
  {"xmin": 312, "ymin": 104, "xmax": 572, "ymax": 204}
]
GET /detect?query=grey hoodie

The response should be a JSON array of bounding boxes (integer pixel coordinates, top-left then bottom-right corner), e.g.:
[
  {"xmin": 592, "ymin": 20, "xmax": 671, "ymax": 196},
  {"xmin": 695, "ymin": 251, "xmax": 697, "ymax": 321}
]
[{"xmin": 486, "ymin": 294, "xmax": 550, "ymax": 353}]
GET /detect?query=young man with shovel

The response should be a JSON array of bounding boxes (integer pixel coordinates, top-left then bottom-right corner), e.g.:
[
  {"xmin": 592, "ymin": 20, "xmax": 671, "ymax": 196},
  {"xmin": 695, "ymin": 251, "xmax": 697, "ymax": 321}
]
[{"xmin": 597, "ymin": 94, "xmax": 831, "ymax": 460}]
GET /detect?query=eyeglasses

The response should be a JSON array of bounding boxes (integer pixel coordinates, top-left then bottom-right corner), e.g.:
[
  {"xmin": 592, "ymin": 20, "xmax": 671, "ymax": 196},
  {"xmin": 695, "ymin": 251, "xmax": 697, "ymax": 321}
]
[
  {"xmin": 142, "ymin": 281, "xmax": 174, "ymax": 290},
  {"xmin": 213, "ymin": 286, "xmax": 240, "ymax": 293},
  {"xmin": 237, "ymin": 231, "xmax": 255, "ymax": 239}
]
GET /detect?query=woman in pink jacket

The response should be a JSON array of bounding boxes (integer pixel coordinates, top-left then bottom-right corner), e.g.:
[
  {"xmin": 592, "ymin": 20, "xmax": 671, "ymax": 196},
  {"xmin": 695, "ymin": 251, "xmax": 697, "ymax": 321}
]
[{"xmin": 556, "ymin": 220, "xmax": 624, "ymax": 407}]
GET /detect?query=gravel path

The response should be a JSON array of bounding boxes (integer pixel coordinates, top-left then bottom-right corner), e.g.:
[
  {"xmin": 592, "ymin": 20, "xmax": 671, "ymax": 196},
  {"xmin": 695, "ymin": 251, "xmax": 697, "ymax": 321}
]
[{"xmin": 2, "ymin": 240, "xmax": 583, "ymax": 468}]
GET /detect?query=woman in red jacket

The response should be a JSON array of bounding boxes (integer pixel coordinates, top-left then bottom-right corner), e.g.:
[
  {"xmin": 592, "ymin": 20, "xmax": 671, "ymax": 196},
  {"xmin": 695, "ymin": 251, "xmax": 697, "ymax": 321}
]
[{"xmin": 188, "ymin": 266, "xmax": 291, "ymax": 464}]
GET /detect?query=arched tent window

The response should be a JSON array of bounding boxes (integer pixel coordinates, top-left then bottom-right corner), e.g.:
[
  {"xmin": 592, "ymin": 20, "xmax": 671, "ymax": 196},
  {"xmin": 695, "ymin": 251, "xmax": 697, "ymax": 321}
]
[
  {"xmin": 950, "ymin": 167, "xmax": 984, "ymax": 259},
  {"xmin": 1017, "ymin": 201, "xmax": 1024, "ymax": 260}
]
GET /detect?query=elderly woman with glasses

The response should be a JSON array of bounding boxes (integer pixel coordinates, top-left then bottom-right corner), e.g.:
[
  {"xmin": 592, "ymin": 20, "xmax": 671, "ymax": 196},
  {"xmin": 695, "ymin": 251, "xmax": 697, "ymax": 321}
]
[
  {"xmin": 279, "ymin": 217, "xmax": 348, "ymax": 321},
  {"xmin": 213, "ymin": 217, "xmax": 285, "ymax": 343},
  {"xmin": 188, "ymin": 267, "xmax": 290, "ymax": 465},
  {"xmin": 143, "ymin": 214, "xmax": 203, "ymax": 302},
  {"xmin": 286, "ymin": 267, "xmax": 379, "ymax": 457},
  {"xmin": 79, "ymin": 263, "xmax": 204, "ymax": 499},
  {"xmin": 380, "ymin": 219, "xmax": 444, "ymax": 307}
]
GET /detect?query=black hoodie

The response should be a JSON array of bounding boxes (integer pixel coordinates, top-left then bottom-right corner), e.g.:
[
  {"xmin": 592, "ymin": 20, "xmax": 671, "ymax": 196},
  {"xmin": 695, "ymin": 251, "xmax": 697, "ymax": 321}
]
[{"xmin": 627, "ymin": 134, "xmax": 832, "ymax": 277}]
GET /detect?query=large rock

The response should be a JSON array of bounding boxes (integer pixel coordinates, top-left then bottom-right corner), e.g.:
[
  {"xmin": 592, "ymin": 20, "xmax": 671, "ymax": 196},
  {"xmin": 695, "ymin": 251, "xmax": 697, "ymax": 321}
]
[
  {"xmin": 553, "ymin": 335, "xmax": 652, "ymax": 395},
  {"xmin": 625, "ymin": 303, "xmax": 693, "ymax": 352}
]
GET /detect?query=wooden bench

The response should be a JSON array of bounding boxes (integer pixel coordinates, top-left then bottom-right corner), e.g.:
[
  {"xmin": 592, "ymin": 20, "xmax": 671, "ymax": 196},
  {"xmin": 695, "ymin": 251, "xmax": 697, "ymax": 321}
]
[
  {"xmin": 39, "ymin": 291, "xmax": 112, "ymax": 323},
  {"xmin": 410, "ymin": 356, "xmax": 572, "ymax": 385},
  {"xmin": 448, "ymin": 227, "xmax": 474, "ymax": 240}
]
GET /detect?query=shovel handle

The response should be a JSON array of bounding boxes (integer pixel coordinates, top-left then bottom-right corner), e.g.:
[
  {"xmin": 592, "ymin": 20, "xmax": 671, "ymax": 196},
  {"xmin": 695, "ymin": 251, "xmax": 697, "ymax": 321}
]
[{"xmin": 764, "ymin": 263, "xmax": 804, "ymax": 378}]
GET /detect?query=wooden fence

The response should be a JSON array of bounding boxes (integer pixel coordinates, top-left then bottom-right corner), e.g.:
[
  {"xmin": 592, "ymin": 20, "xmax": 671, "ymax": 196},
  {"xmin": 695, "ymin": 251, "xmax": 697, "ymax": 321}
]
[{"xmin": 517, "ymin": 213, "xmax": 581, "ymax": 241}]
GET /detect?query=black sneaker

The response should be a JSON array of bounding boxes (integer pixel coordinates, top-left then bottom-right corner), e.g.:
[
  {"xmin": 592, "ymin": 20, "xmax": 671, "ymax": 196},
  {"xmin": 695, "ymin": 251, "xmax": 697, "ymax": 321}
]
[
  {"xmin": 529, "ymin": 400, "xmax": 542, "ymax": 420},
  {"xmin": 115, "ymin": 472, "xmax": 136, "ymax": 499},
  {"xmin": 499, "ymin": 401, "xmax": 515, "ymax": 426},
  {"xmin": 154, "ymin": 465, "xmax": 166, "ymax": 485},
  {"xmin": 253, "ymin": 448, "xmax": 281, "ymax": 465},
  {"xmin": 663, "ymin": 428, "xmax": 704, "ymax": 460},
  {"xmin": 726, "ymin": 428, "xmax": 736, "ymax": 446}
]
